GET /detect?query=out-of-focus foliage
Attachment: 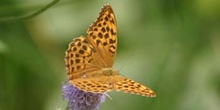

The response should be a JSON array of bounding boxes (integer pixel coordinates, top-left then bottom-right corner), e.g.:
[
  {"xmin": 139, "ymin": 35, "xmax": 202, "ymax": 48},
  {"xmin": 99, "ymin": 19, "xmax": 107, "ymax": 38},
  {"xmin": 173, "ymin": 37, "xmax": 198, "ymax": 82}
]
[{"xmin": 0, "ymin": 0, "xmax": 219, "ymax": 110}]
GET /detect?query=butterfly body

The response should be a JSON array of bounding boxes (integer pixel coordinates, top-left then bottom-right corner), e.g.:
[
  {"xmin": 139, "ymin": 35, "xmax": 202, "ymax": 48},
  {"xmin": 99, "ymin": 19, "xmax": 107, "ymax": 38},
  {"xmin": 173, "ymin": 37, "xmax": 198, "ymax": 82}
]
[{"xmin": 65, "ymin": 4, "xmax": 156, "ymax": 97}]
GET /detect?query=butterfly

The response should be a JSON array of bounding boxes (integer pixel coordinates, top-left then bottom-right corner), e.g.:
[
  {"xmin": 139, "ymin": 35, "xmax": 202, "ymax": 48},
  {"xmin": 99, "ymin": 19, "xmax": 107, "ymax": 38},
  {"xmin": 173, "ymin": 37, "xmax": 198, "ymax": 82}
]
[{"xmin": 65, "ymin": 4, "xmax": 156, "ymax": 97}]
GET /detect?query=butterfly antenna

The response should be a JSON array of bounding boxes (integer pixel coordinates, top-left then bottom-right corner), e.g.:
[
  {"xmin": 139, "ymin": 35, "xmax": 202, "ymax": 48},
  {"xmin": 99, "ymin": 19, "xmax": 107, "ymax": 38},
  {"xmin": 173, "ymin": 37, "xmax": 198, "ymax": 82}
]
[{"xmin": 118, "ymin": 54, "xmax": 134, "ymax": 72}]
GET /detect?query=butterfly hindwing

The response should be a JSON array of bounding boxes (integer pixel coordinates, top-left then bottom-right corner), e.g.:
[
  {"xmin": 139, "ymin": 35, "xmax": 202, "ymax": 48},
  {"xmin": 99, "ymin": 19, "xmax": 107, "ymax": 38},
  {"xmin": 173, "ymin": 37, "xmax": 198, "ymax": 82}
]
[
  {"xmin": 114, "ymin": 76, "xmax": 156, "ymax": 97},
  {"xmin": 70, "ymin": 77, "xmax": 114, "ymax": 93}
]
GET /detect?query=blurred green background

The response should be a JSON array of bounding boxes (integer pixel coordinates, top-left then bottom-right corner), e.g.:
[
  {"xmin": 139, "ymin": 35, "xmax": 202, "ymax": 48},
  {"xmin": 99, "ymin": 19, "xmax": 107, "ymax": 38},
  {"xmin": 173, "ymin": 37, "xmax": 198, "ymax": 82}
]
[{"xmin": 0, "ymin": 0, "xmax": 219, "ymax": 110}]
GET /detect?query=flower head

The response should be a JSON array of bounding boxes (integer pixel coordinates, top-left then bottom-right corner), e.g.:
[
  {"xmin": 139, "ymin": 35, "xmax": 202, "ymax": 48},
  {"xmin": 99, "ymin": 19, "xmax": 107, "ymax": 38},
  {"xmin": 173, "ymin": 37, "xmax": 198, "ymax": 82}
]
[{"xmin": 62, "ymin": 81, "xmax": 106, "ymax": 110}]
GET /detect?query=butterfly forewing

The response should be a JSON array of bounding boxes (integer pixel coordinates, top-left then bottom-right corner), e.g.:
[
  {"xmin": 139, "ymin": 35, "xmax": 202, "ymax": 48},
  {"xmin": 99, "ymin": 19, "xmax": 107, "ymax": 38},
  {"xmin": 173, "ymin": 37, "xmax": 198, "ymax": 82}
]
[
  {"xmin": 87, "ymin": 5, "xmax": 117, "ymax": 67},
  {"xmin": 65, "ymin": 36, "xmax": 102, "ymax": 80}
]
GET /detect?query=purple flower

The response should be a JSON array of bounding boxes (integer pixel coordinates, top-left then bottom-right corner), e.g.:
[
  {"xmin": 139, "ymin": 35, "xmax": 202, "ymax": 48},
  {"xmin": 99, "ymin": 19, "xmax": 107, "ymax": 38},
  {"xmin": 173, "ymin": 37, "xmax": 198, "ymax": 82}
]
[{"xmin": 62, "ymin": 81, "xmax": 106, "ymax": 110}]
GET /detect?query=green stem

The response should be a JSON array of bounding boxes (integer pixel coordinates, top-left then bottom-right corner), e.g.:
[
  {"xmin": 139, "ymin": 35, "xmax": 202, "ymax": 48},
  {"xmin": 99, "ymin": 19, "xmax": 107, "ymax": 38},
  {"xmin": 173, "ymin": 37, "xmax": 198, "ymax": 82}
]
[{"xmin": 0, "ymin": 0, "xmax": 60, "ymax": 22}]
